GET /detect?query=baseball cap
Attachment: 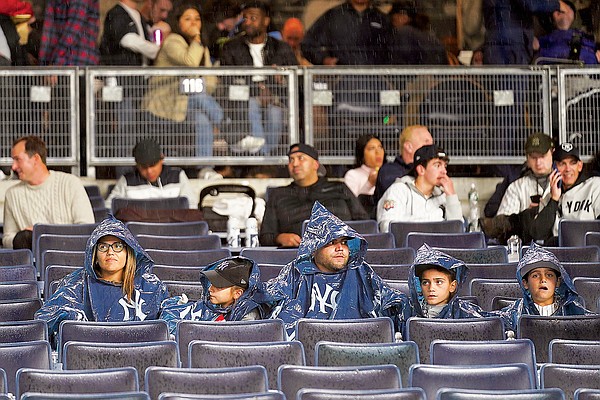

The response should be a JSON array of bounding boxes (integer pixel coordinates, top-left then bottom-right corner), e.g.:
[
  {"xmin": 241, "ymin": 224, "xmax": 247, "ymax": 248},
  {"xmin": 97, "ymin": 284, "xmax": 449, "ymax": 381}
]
[
  {"xmin": 525, "ymin": 132, "xmax": 554, "ymax": 155},
  {"xmin": 554, "ymin": 142, "xmax": 580, "ymax": 162},
  {"xmin": 413, "ymin": 144, "xmax": 448, "ymax": 168},
  {"xmin": 133, "ymin": 139, "xmax": 163, "ymax": 167},
  {"xmin": 288, "ymin": 143, "xmax": 319, "ymax": 161},
  {"xmin": 202, "ymin": 257, "xmax": 252, "ymax": 289},
  {"xmin": 520, "ymin": 260, "xmax": 561, "ymax": 279}
]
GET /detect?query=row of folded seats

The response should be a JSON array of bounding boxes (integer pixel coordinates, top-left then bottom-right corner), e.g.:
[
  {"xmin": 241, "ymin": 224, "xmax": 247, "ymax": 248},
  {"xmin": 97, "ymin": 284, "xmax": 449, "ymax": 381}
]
[{"xmin": 1, "ymin": 317, "xmax": 600, "ymax": 399}]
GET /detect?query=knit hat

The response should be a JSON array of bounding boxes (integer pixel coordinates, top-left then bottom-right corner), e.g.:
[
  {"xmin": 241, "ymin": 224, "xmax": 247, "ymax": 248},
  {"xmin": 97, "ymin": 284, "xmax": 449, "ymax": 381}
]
[{"xmin": 133, "ymin": 139, "xmax": 163, "ymax": 167}]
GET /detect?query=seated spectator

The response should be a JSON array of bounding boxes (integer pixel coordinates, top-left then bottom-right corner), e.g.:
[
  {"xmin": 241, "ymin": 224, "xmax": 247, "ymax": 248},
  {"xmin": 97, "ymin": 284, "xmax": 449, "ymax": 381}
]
[
  {"xmin": 410, "ymin": 244, "xmax": 489, "ymax": 319},
  {"xmin": 377, "ymin": 144, "xmax": 462, "ymax": 233},
  {"xmin": 35, "ymin": 216, "xmax": 169, "ymax": 345},
  {"xmin": 537, "ymin": 0, "xmax": 599, "ymax": 64},
  {"xmin": 143, "ymin": 3, "xmax": 223, "ymax": 157},
  {"xmin": 519, "ymin": 142, "xmax": 600, "ymax": 245},
  {"xmin": 494, "ymin": 243, "xmax": 591, "ymax": 332},
  {"xmin": 344, "ymin": 134, "xmax": 385, "ymax": 217},
  {"xmin": 0, "ymin": 0, "xmax": 33, "ymax": 66},
  {"xmin": 160, "ymin": 256, "xmax": 269, "ymax": 334},
  {"xmin": 105, "ymin": 139, "xmax": 196, "ymax": 209},
  {"xmin": 483, "ymin": 132, "xmax": 556, "ymax": 243},
  {"xmin": 374, "ymin": 125, "xmax": 433, "ymax": 204},
  {"xmin": 259, "ymin": 143, "xmax": 369, "ymax": 247},
  {"xmin": 264, "ymin": 201, "xmax": 411, "ymax": 339},
  {"xmin": 3, "ymin": 136, "xmax": 94, "ymax": 249},
  {"xmin": 219, "ymin": 1, "xmax": 297, "ymax": 155},
  {"xmin": 388, "ymin": 0, "xmax": 448, "ymax": 65}
]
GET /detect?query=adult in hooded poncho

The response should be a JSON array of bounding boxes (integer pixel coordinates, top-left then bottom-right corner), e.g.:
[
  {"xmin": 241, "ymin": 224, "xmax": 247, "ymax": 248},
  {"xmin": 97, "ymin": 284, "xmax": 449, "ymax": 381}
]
[
  {"xmin": 160, "ymin": 256, "xmax": 271, "ymax": 334},
  {"xmin": 35, "ymin": 216, "xmax": 169, "ymax": 344},
  {"xmin": 263, "ymin": 201, "xmax": 410, "ymax": 339},
  {"xmin": 494, "ymin": 243, "xmax": 592, "ymax": 332},
  {"xmin": 409, "ymin": 244, "xmax": 490, "ymax": 319}
]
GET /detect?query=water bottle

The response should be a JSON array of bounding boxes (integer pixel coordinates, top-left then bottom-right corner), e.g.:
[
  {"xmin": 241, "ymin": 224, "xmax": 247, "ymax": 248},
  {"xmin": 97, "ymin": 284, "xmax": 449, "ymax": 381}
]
[
  {"xmin": 245, "ymin": 217, "xmax": 259, "ymax": 247},
  {"xmin": 227, "ymin": 216, "xmax": 241, "ymax": 248},
  {"xmin": 468, "ymin": 183, "xmax": 480, "ymax": 232},
  {"xmin": 507, "ymin": 235, "xmax": 522, "ymax": 262}
]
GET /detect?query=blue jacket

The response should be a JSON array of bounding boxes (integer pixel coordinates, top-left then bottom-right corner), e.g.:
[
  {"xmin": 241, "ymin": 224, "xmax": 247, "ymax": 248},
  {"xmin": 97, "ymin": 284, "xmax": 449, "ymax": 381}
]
[
  {"xmin": 409, "ymin": 244, "xmax": 490, "ymax": 319},
  {"xmin": 538, "ymin": 29, "xmax": 598, "ymax": 64},
  {"xmin": 160, "ymin": 256, "xmax": 270, "ymax": 334},
  {"xmin": 483, "ymin": 0, "xmax": 559, "ymax": 64},
  {"xmin": 35, "ymin": 216, "xmax": 169, "ymax": 343},
  {"xmin": 494, "ymin": 243, "xmax": 591, "ymax": 331},
  {"xmin": 263, "ymin": 201, "xmax": 411, "ymax": 339}
]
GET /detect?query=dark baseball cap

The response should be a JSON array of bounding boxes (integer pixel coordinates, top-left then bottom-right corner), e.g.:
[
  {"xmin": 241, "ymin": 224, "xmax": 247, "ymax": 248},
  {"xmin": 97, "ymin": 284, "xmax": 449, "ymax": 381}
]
[
  {"xmin": 133, "ymin": 139, "xmax": 163, "ymax": 167},
  {"xmin": 554, "ymin": 142, "xmax": 580, "ymax": 162},
  {"xmin": 202, "ymin": 257, "xmax": 252, "ymax": 289},
  {"xmin": 288, "ymin": 143, "xmax": 319, "ymax": 161},
  {"xmin": 525, "ymin": 132, "xmax": 554, "ymax": 155},
  {"xmin": 413, "ymin": 144, "xmax": 448, "ymax": 167}
]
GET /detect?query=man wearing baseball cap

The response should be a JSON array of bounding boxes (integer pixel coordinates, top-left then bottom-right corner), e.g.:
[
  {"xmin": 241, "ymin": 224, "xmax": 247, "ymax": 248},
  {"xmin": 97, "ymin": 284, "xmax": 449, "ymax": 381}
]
[
  {"xmin": 259, "ymin": 143, "xmax": 368, "ymax": 247},
  {"xmin": 105, "ymin": 139, "xmax": 196, "ymax": 210},
  {"xmin": 376, "ymin": 144, "xmax": 463, "ymax": 232}
]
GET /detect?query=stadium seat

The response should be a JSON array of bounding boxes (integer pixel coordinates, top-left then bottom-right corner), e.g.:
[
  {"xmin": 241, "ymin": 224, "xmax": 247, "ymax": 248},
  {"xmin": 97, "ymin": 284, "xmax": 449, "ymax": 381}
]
[
  {"xmin": 278, "ymin": 364, "xmax": 401, "ymax": 400},
  {"xmin": 126, "ymin": 221, "xmax": 209, "ymax": 237},
  {"xmin": 315, "ymin": 340, "xmax": 419, "ymax": 387},
  {"xmin": 549, "ymin": 339, "xmax": 600, "ymax": 365},
  {"xmin": 296, "ymin": 317, "xmax": 395, "ymax": 365},
  {"xmin": 63, "ymin": 341, "xmax": 178, "ymax": 390},
  {"xmin": 145, "ymin": 366, "xmax": 268, "ymax": 400},
  {"xmin": 57, "ymin": 320, "xmax": 169, "ymax": 361},
  {"xmin": 518, "ymin": 315, "xmax": 600, "ymax": 363},
  {"xmin": 389, "ymin": 220, "xmax": 464, "ymax": 248},
  {"xmin": 406, "ymin": 232, "xmax": 486, "ymax": 250},
  {"xmin": 469, "ymin": 279, "xmax": 521, "ymax": 311},
  {"xmin": 406, "ymin": 316, "xmax": 505, "ymax": 363},
  {"xmin": 409, "ymin": 363, "xmax": 534, "ymax": 400},
  {"xmin": 188, "ymin": 340, "xmax": 305, "ymax": 389},
  {"xmin": 430, "ymin": 339, "xmax": 537, "ymax": 386},
  {"xmin": 176, "ymin": 319, "xmax": 285, "ymax": 367},
  {"xmin": 16, "ymin": 367, "xmax": 139, "ymax": 400}
]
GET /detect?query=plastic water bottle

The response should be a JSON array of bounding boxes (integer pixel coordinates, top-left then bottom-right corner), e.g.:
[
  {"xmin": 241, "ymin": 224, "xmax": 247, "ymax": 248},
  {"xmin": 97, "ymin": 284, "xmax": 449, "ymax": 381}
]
[
  {"xmin": 507, "ymin": 235, "xmax": 522, "ymax": 262},
  {"xmin": 227, "ymin": 217, "xmax": 241, "ymax": 248},
  {"xmin": 468, "ymin": 183, "xmax": 480, "ymax": 232},
  {"xmin": 245, "ymin": 217, "xmax": 259, "ymax": 248}
]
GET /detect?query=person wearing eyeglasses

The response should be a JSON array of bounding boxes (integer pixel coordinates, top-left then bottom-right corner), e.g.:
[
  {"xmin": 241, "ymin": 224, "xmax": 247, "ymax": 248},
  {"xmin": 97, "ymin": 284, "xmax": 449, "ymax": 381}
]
[{"xmin": 35, "ymin": 216, "xmax": 169, "ymax": 346}]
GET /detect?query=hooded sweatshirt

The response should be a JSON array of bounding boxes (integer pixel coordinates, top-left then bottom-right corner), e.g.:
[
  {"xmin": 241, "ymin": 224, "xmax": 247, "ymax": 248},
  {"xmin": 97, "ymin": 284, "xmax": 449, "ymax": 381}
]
[
  {"xmin": 263, "ymin": 201, "xmax": 410, "ymax": 339},
  {"xmin": 494, "ymin": 243, "xmax": 591, "ymax": 332},
  {"xmin": 160, "ymin": 256, "xmax": 270, "ymax": 334},
  {"xmin": 409, "ymin": 244, "xmax": 489, "ymax": 319},
  {"xmin": 35, "ymin": 216, "xmax": 169, "ymax": 343}
]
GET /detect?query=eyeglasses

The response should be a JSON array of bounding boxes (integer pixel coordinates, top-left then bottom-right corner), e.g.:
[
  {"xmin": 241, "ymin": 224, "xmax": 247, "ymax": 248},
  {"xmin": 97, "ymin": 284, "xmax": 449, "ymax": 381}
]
[{"xmin": 97, "ymin": 242, "xmax": 125, "ymax": 253}]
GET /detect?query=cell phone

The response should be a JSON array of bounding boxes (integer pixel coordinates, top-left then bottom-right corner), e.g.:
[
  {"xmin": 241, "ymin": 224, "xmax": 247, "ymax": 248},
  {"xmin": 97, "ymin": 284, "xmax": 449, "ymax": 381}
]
[
  {"xmin": 530, "ymin": 194, "xmax": 541, "ymax": 203},
  {"xmin": 552, "ymin": 162, "xmax": 563, "ymax": 189}
]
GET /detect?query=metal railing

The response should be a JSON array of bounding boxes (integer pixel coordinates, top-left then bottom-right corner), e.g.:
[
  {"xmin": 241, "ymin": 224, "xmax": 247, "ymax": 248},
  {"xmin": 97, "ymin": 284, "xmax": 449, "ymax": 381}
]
[{"xmin": 0, "ymin": 65, "xmax": 599, "ymax": 170}]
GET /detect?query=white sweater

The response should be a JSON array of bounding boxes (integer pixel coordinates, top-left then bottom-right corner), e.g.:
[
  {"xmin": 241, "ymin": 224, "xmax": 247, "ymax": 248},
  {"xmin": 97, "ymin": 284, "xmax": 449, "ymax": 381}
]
[{"xmin": 3, "ymin": 171, "xmax": 95, "ymax": 248}]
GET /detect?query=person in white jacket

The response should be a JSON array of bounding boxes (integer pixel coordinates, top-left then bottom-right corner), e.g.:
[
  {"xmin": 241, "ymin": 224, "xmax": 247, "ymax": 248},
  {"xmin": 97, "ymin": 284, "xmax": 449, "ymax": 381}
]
[{"xmin": 377, "ymin": 144, "xmax": 463, "ymax": 232}]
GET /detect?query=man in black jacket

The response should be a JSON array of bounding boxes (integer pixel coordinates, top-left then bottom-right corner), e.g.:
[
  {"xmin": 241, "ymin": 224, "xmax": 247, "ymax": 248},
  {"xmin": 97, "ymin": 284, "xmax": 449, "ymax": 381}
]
[
  {"xmin": 260, "ymin": 143, "xmax": 369, "ymax": 247},
  {"xmin": 220, "ymin": 0, "xmax": 297, "ymax": 156}
]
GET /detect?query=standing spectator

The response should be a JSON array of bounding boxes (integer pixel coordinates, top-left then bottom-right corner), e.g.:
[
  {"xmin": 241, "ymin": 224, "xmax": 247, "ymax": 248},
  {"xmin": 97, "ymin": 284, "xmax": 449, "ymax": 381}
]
[
  {"xmin": 281, "ymin": 17, "xmax": 311, "ymax": 66},
  {"xmin": 140, "ymin": 0, "xmax": 173, "ymax": 28},
  {"xmin": 0, "ymin": 0, "xmax": 32, "ymax": 65},
  {"xmin": 143, "ymin": 3, "xmax": 223, "ymax": 158},
  {"xmin": 38, "ymin": 0, "xmax": 99, "ymax": 66},
  {"xmin": 36, "ymin": 216, "xmax": 169, "ymax": 346},
  {"xmin": 105, "ymin": 139, "xmax": 196, "ymax": 209},
  {"xmin": 301, "ymin": 0, "xmax": 392, "ymax": 66},
  {"xmin": 3, "ymin": 136, "xmax": 94, "ymax": 249},
  {"xmin": 482, "ymin": 0, "xmax": 559, "ymax": 64},
  {"xmin": 264, "ymin": 201, "xmax": 410, "ymax": 339},
  {"xmin": 220, "ymin": 0, "xmax": 297, "ymax": 155},
  {"xmin": 537, "ymin": 0, "xmax": 599, "ymax": 64},
  {"xmin": 377, "ymin": 144, "xmax": 462, "ymax": 233},
  {"xmin": 374, "ymin": 125, "xmax": 433, "ymax": 204},
  {"xmin": 494, "ymin": 243, "xmax": 591, "ymax": 332},
  {"xmin": 260, "ymin": 143, "xmax": 368, "ymax": 247}
]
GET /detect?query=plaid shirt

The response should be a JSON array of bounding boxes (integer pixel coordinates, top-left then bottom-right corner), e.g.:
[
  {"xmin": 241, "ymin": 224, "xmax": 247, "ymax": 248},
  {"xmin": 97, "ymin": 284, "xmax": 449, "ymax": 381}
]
[{"xmin": 39, "ymin": 0, "xmax": 100, "ymax": 66}]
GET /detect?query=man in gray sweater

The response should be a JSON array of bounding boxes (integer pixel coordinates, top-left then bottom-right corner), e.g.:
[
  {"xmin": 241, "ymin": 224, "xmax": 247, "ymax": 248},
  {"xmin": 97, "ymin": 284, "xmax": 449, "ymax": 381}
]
[{"xmin": 3, "ymin": 136, "xmax": 95, "ymax": 249}]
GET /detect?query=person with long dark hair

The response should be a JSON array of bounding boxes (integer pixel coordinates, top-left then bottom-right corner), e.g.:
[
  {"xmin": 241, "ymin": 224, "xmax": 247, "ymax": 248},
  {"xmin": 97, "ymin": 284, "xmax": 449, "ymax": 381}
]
[{"xmin": 344, "ymin": 134, "xmax": 385, "ymax": 197}]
